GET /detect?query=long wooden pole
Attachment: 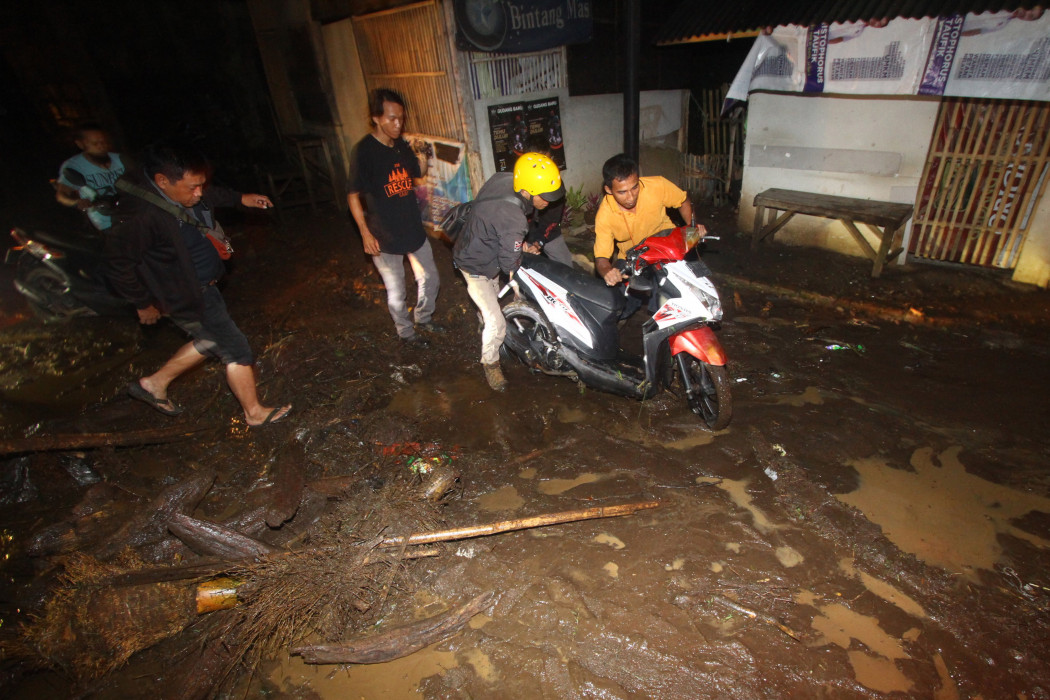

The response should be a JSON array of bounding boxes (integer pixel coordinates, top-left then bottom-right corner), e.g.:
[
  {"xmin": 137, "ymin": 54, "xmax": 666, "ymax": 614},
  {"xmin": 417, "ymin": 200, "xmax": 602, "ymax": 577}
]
[
  {"xmin": 378, "ymin": 500, "xmax": 661, "ymax": 547},
  {"xmin": 104, "ymin": 501, "xmax": 660, "ymax": 588}
]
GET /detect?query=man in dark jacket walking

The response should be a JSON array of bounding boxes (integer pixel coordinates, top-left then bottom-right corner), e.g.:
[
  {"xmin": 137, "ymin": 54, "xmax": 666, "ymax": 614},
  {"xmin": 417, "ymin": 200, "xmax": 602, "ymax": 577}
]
[
  {"xmin": 452, "ymin": 152, "xmax": 564, "ymax": 391},
  {"xmin": 106, "ymin": 141, "xmax": 291, "ymax": 426}
]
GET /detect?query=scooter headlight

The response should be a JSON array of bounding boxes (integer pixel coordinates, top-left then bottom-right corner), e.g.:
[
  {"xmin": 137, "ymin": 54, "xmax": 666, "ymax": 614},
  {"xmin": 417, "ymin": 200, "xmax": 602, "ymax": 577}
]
[{"xmin": 670, "ymin": 274, "xmax": 722, "ymax": 319}]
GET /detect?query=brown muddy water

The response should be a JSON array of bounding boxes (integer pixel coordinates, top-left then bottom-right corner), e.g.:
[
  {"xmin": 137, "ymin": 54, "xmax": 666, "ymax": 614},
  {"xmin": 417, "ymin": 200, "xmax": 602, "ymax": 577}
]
[{"xmin": 1, "ymin": 213, "xmax": 1049, "ymax": 698}]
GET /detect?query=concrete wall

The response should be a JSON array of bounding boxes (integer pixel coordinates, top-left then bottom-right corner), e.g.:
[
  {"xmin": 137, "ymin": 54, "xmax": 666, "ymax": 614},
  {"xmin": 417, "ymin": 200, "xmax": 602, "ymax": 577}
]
[
  {"xmin": 739, "ymin": 92, "xmax": 940, "ymax": 260},
  {"xmin": 738, "ymin": 91, "xmax": 1050, "ymax": 287},
  {"xmin": 1013, "ymin": 182, "xmax": 1050, "ymax": 288}
]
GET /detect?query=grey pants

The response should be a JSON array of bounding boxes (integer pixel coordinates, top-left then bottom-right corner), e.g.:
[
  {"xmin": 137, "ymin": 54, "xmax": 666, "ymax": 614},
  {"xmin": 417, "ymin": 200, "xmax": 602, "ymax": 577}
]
[{"xmin": 372, "ymin": 239, "xmax": 440, "ymax": 339}]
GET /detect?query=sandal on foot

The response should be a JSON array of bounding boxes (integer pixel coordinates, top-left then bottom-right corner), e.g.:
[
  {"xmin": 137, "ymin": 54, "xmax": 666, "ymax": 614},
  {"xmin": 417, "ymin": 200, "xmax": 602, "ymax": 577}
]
[
  {"xmin": 249, "ymin": 405, "xmax": 291, "ymax": 428},
  {"xmin": 127, "ymin": 382, "xmax": 183, "ymax": 416}
]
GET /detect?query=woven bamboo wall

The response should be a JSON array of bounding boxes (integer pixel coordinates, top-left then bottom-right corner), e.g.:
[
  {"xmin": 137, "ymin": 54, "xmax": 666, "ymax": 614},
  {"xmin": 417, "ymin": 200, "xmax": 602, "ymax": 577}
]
[
  {"xmin": 911, "ymin": 98, "xmax": 1050, "ymax": 269},
  {"xmin": 682, "ymin": 86, "xmax": 743, "ymax": 206},
  {"xmin": 351, "ymin": 1, "xmax": 461, "ymax": 141}
]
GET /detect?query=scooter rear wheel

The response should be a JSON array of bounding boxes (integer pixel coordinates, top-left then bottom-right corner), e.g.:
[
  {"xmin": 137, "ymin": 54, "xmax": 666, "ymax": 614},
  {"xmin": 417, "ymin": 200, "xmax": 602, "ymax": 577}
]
[
  {"xmin": 500, "ymin": 301, "xmax": 566, "ymax": 372},
  {"xmin": 17, "ymin": 260, "xmax": 87, "ymax": 322},
  {"xmin": 681, "ymin": 356, "xmax": 733, "ymax": 430}
]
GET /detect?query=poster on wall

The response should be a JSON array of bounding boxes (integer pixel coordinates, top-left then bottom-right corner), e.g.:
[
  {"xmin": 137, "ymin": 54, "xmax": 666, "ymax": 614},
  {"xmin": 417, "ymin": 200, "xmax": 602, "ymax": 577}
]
[
  {"xmin": 726, "ymin": 10, "xmax": 1050, "ymax": 103},
  {"xmin": 453, "ymin": 0, "xmax": 592, "ymax": 53},
  {"xmin": 403, "ymin": 133, "xmax": 472, "ymax": 225},
  {"xmin": 942, "ymin": 9, "xmax": 1050, "ymax": 101},
  {"xmin": 487, "ymin": 97, "xmax": 566, "ymax": 174}
]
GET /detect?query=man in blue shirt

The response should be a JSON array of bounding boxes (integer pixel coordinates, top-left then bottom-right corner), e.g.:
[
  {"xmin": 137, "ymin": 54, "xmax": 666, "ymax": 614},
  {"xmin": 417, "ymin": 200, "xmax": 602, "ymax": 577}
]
[{"xmin": 54, "ymin": 123, "xmax": 126, "ymax": 230}]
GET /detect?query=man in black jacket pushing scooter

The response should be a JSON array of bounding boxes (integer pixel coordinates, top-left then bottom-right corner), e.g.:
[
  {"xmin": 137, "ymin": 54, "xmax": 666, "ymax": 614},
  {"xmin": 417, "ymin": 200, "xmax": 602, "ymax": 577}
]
[
  {"xmin": 105, "ymin": 141, "xmax": 291, "ymax": 427},
  {"xmin": 452, "ymin": 152, "xmax": 564, "ymax": 392}
]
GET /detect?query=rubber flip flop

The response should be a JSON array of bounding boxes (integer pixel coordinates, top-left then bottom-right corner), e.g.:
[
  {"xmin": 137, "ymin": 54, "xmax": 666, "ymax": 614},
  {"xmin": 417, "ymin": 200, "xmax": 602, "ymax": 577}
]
[
  {"xmin": 250, "ymin": 405, "xmax": 291, "ymax": 428},
  {"xmin": 126, "ymin": 382, "xmax": 183, "ymax": 416}
]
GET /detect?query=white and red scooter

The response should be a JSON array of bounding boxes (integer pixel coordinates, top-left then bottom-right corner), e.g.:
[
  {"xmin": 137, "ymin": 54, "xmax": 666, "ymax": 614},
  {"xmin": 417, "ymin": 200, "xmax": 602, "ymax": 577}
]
[{"xmin": 501, "ymin": 226, "xmax": 732, "ymax": 430}]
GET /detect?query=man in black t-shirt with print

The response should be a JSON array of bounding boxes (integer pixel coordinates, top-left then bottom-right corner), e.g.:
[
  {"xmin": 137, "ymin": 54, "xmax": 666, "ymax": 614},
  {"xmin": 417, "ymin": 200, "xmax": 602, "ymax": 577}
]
[{"xmin": 347, "ymin": 89, "xmax": 440, "ymax": 347}]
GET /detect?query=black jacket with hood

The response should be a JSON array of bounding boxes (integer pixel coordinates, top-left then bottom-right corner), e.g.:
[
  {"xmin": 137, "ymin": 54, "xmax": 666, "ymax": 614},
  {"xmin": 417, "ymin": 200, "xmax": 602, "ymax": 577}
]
[{"xmin": 452, "ymin": 172, "xmax": 531, "ymax": 278}]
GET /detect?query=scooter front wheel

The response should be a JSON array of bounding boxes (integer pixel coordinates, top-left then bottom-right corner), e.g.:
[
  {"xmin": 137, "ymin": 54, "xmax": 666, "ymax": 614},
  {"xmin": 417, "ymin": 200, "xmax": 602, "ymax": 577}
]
[{"xmin": 680, "ymin": 356, "xmax": 733, "ymax": 430}]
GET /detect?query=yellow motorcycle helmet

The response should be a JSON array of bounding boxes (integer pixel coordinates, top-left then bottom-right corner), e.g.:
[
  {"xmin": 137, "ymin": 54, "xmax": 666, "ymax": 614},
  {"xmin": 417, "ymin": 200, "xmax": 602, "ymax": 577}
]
[{"xmin": 513, "ymin": 152, "xmax": 565, "ymax": 201}]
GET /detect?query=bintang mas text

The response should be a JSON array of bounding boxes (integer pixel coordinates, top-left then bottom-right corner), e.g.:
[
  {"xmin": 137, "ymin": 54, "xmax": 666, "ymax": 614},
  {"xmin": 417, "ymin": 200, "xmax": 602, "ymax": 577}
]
[{"xmin": 509, "ymin": 0, "xmax": 591, "ymax": 32}]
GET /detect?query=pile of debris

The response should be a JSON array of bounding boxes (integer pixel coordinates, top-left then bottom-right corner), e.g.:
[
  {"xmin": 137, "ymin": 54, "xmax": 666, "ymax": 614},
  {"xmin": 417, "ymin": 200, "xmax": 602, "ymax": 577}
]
[{"xmin": 2, "ymin": 425, "xmax": 656, "ymax": 697}]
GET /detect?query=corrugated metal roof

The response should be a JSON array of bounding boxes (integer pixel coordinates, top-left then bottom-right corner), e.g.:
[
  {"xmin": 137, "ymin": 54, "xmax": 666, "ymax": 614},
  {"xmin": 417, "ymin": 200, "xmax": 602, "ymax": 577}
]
[{"xmin": 655, "ymin": 1, "xmax": 1044, "ymax": 45}]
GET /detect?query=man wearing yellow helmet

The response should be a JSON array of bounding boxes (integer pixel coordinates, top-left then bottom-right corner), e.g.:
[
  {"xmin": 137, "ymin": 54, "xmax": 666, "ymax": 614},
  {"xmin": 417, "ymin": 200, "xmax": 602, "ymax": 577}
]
[{"xmin": 453, "ymin": 152, "xmax": 565, "ymax": 391}]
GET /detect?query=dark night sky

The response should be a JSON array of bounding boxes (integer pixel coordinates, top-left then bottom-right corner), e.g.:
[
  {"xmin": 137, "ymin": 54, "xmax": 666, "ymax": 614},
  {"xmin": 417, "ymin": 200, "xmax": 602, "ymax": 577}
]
[{"xmin": 0, "ymin": 0, "xmax": 749, "ymax": 231}]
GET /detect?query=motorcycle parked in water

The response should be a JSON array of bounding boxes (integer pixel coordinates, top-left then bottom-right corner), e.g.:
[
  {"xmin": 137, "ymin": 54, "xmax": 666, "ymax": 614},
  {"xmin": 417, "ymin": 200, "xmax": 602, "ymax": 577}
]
[
  {"xmin": 5, "ymin": 226, "xmax": 133, "ymax": 322},
  {"xmin": 500, "ymin": 226, "xmax": 733, "ymax": 430},
  {"xmin": 5, "ymin": 168, "xmax": 132, "ymax": 321}
]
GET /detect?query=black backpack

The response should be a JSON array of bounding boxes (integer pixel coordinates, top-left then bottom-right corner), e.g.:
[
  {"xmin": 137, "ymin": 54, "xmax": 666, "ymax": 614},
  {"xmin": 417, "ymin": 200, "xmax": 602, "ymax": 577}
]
[
  {"xmin": 439, "ymin": 200, "xmax": 472, "ymax": 242},
  {"xmin": 439, "ymin": 191, "xmax": 522, "ymax": 242}
]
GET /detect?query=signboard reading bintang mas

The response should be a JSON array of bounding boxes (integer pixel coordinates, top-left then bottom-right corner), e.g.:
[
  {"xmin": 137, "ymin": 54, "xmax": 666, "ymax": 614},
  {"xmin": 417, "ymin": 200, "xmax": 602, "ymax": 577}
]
[{"xmin": 454, "ymin": 0, "xmax": 592, "ymax": 53}]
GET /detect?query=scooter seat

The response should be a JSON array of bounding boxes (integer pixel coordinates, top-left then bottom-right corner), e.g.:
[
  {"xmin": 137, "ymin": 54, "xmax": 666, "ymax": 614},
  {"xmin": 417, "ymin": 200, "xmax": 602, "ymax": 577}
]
[
  {"xmin": 520, "ymin": 253, "xmax": 626, "ymax": 313},
  {"xmin": 31, "ymin": 229, "xmax": 104, "ymax": 256}
]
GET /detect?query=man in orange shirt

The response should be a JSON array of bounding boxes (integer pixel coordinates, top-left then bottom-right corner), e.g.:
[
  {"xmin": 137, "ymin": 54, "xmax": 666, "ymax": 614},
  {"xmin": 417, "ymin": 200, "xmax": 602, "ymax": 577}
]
[{"xmin": 593, "ymin": 153, "xmax": 702, "ymax": 287}]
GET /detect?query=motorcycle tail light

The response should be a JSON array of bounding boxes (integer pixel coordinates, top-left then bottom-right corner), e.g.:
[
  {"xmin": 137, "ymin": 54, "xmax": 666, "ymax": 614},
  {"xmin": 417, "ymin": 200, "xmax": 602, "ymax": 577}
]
[{"xmin": 23, "ymin": 238, "xmax": 64, "ymax": 260}]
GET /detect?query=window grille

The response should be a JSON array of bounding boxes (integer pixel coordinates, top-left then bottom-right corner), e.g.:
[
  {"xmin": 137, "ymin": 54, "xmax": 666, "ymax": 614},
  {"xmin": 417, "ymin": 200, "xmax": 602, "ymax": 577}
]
[{"xmin": 468, "ymin": 48, "xmax": 566, "ymax": 100}]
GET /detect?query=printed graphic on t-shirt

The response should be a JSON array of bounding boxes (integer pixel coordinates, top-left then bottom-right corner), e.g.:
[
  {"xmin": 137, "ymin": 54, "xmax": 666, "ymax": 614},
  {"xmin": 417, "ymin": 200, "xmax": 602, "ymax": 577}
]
[{"xmin": 384, "ymin": 166, "xmax": 414, "ymax": 198}]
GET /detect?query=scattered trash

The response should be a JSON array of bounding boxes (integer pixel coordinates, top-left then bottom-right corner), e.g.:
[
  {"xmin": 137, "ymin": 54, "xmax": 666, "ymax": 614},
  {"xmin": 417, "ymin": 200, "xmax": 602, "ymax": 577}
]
[
  {"xmin": 735, "ymin": 377, "xmax": 748, "ymax": 383},
  {"xmin": 709, "ymin": 595, "xmax": 801, "ymax": 642},
  {"xmin": 408, "ymin": 455, "xmax": 442, "ymax": 475},
  {"xmin": 763, "ymin": 467, "xmax": 779, "ymax": 481},
  {"xmin": 825, "ymin": 343, "xmax": 866, "ymax": 354},
  {"xmin": 378, "ymin": 441, "xmax": 445, "ymax": 457},
  {"xmin": 899, "ymin": 340, "xmax": 934, "ymax": 356},
  {"xmin": 772, "ymin": 444, "xmax": 787, "ymax": 456},
  {"xmin": 455, "ymin": 543, "xmax": 478, "ymax": 559},
  {"xmin": 418, "ymin": 464, "xmax": 459, "ymax": 502},
  {"xmin": 61, "ymin": 452, "xmax": 101, "ymax": 486},
  {"xmin": 0, "ymin": 455, "xmax": 37, "ymax": 504},
  {"xmin": 390, "ymin": 364, "xmax": 422, "ymax": 384}
]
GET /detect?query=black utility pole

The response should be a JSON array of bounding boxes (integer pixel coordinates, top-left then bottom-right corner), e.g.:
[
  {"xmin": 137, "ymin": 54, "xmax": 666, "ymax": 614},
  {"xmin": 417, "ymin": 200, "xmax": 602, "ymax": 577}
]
[{"xmin": 623, "ymin": 0, "xmax": 640, "ymax": 161}]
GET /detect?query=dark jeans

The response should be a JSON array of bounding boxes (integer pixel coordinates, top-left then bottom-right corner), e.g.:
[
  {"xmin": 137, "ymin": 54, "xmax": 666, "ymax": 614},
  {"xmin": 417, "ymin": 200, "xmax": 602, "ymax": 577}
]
[{"xmin": 170, "ymin": 285, "xmax": 253, "ymax": 365}]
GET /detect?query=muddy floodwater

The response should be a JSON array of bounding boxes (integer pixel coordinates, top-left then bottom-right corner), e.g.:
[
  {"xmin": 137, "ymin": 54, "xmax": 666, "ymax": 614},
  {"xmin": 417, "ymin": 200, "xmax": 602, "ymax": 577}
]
[{"xmin": 1, "ymin": 208, "xmax": 1049, "ymax": 698}]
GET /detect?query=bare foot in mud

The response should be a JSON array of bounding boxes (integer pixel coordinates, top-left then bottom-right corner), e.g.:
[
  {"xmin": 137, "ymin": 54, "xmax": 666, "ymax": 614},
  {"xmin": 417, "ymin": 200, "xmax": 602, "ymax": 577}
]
[{"xmin": 245, "ymin": 404, "xmax": 292, "ymax": 427}]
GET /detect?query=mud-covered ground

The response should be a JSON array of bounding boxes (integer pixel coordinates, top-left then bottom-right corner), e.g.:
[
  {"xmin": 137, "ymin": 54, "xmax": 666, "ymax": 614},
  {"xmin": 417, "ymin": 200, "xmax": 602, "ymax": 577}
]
[{"xmin": 1, "ymin": 204, "xmax": 1049, "ymax": 699}]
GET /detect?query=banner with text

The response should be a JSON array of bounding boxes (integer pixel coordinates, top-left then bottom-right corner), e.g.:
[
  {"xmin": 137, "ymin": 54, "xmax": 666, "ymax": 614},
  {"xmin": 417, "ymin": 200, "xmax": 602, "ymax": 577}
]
[
  {"xmin": 727, "ymin": 10, "xmax": 1050, "ymax": 103},
  {"xmin": 454, "ymin": 0, "xmax": 592, "ymax": 53}
]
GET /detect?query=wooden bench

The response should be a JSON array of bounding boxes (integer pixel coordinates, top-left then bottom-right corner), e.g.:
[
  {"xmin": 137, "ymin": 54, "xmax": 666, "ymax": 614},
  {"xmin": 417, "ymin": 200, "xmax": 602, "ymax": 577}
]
[{"xmin": 751, "ymin": 188, "xmax": 914, "ymax": 278}]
